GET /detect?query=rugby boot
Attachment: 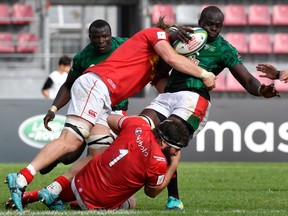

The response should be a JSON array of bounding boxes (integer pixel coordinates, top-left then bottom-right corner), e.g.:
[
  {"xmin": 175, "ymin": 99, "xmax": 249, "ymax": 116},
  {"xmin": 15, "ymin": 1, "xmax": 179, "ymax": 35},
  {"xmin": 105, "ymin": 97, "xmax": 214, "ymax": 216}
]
[
  {"xmin": 5, "ymin": 173, "xmax": 25, "ymax": 212},
  {"xmin": 166, "ymin": 196, "xmax": 184, "ymax": 211},
  {"xmin": 38, "ymin": 188, "xmax": 65, "ymax": 210}
]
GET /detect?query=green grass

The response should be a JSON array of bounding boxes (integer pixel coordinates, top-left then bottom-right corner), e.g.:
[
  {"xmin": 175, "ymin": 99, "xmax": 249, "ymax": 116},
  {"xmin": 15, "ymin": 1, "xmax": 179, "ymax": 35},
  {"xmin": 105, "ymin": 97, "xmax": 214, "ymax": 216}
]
[{"xmin": 1, "ymin": 162, "xmax": 288, "ymax": 215}]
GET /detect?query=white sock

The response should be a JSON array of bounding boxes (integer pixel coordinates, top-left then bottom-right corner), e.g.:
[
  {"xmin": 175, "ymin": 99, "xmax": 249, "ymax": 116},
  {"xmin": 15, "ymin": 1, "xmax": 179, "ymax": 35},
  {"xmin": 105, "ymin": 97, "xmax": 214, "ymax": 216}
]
[
  {"xmin": 46, "ymin": 181, "xmax": 62, "ymax": 195},
  {"xmin": 16, "ymin": 174, "xmax": 27, "ymax": 188},
  {"xmin": 26, "ymin": 164, "xmax": 37, "ymax": 176}
]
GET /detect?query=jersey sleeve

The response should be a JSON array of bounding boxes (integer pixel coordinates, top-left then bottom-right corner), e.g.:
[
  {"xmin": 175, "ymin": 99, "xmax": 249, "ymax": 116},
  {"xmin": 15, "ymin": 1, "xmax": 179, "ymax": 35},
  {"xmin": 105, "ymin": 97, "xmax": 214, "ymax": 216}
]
[
  {"xmin": 118, "ymin": 116, "xmax": 145, "ymax": 130},
  {"xmin": 146, "ymin": 28, "xmax": 170, "ymax": 47},
  {"xmin": 69, "ymin": 52, "xmax": 83, "ymax": 78},
  {"xmin": 145, "ymin": 159, "xmax": 167, "ymax": 188},
  {"xmin": 222, "ymin": 42, "xmax": 243, "ymax": 68}
]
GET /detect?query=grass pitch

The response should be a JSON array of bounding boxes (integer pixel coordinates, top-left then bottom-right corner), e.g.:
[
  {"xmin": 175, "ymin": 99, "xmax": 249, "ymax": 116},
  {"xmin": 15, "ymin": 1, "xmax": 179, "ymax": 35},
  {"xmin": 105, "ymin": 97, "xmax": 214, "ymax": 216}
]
[{"xmin": 1, "ymin": 162, "xmax": 288, "ymax": 216}]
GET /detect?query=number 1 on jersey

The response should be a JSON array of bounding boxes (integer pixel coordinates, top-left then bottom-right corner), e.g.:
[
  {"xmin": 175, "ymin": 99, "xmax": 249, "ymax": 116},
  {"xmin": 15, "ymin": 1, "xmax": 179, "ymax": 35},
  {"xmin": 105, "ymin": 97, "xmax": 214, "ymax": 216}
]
[{"xmin": 109, "ymin": 149, "xmax": 128, "ymax": 167}]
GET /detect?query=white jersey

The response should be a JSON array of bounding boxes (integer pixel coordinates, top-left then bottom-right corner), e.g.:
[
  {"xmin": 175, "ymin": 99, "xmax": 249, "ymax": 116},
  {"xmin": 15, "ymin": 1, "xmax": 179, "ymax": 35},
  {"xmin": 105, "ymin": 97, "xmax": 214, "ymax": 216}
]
[{"xmin": 47, "ymin": 71, "xmax": 68, "ymax": 99}]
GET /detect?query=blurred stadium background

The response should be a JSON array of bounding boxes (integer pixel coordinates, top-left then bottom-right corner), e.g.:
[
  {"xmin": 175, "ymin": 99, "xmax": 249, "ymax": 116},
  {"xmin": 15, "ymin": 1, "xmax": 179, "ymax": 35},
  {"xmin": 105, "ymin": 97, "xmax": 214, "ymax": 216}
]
[{"xmin": 0, "ymin": 0, "xmax": 287, "ymax": 98}]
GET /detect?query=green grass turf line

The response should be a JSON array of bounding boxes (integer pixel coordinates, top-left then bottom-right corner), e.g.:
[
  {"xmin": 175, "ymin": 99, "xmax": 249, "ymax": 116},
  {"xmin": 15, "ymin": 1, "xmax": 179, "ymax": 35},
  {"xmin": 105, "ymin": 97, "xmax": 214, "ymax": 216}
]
[{"xmin": 1, "ymin": 162, "xmax": 288, "ymax": 215}]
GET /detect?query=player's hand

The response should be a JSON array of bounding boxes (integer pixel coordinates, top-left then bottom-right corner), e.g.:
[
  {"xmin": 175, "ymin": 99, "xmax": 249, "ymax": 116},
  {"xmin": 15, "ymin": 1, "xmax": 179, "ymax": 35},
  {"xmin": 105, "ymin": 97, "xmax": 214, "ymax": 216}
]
[
  {"xmin": 168, "ymin": 25, "xmax": 193, "ymax": 44},
  {"xmin": 259, "ymin": 83, "xmax": 280, "ymax": 98},
  {"xmin": 170, "ymin": 151, "xmax": 181, "ymax": 167},
  {"xmin": 202, "ymin": 72, "xmax": 216, "ymax": 90},
  {"xmin": 43, "ymin": 110, "xmax": 55, "ymax": 131},
  {"xmin": 280, "ymin": 70, "xmax": 288, "ymax": 83},
  {"xmin": 256, "ymin": 63, "xmax": 278, "ymax": 80}
]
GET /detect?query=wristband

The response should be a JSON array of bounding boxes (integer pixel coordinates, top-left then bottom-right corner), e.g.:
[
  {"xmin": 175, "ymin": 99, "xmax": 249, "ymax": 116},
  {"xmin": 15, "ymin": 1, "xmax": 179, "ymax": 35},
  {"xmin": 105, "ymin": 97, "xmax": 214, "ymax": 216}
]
[
  {"xmin": 257, "ymin": 85, "xmax": 262, "ymax": 96},
  {"xmin": 200, "ymin": 69, "xmax": 211, "ymax": 79},
  {"xmin": 276, "ymin": 71, "xmax": 280, "ymax": 79},
  {"xmin": 49, "ymin": 105, "xmax": 58, "ymax": 113}
]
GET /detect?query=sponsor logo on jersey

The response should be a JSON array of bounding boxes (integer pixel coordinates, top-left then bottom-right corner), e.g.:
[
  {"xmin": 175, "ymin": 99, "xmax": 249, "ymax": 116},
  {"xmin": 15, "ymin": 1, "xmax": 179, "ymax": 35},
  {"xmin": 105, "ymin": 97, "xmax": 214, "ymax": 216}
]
[
  {"xmin": 156, "ymin": 174, "xmax": 165, "ymax": 185},
  {"xmin": 157, "ymin": 31, "xmax": 166, "ymax": 40},
  {"xmin": 134, "ymin": 127, "xmax": 142, "ymax": 136},
  {"xmin": 18, "ymin": 114, "xmax": 65, "ymax": 149},
  {"xmin": 203, "ymin": 44, "xmax": 216, "ymax": 52},
  {"xmin": 135, "ymin": 127, "xmax": 149, "ymax": 156}
]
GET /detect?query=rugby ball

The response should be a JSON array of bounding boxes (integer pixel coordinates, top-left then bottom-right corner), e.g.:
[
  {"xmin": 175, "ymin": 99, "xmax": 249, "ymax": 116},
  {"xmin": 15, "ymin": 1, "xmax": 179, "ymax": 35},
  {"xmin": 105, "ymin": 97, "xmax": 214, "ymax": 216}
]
[{"xmin": 173, "ymin": 27, "xmax": 208, "ymax": 56}]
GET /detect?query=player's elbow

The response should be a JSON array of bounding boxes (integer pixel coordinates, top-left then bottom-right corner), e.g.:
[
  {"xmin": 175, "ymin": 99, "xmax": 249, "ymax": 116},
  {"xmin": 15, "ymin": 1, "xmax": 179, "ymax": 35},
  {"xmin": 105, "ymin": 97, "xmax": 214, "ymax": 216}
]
[{"xmin": 144, "ymin": 186, "xmax": 161, "ymax": 198}]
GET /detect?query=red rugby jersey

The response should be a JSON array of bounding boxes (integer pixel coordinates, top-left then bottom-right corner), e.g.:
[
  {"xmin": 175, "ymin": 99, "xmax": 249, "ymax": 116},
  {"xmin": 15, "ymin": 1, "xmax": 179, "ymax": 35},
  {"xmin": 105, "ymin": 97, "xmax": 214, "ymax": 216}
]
[
  {"xmin": 84, "ymin": 27, "xmax": 169, "ymax": 106},
  {"xmin": 74, "ymin": 116, "xmax": 167, "ymax": 210}
]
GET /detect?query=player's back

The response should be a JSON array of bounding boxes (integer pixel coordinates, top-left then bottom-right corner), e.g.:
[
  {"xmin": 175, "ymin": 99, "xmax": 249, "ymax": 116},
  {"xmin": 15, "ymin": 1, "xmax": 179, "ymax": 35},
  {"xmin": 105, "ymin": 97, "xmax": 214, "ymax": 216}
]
[
  {"xmin": 84, "ymin": 27, "xmax": 170, "ymax": 105},
  {"xmin": 74, "ymin": 117, "xmax": 167, "ymax": 209}
]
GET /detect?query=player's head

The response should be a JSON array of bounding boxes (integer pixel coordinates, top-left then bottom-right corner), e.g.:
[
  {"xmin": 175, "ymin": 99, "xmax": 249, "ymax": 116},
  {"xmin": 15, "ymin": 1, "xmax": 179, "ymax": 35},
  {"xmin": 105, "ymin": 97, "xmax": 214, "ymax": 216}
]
[
  {"xmin": 153, "ymin": 118, "xmax": 190, "ymax": 157},
  {"xmin": 198, "ymin": 6, "xmax": 224, "ymax": 42},
  {"xmin": 88, "ymin": 19, "xmax": 112, "ymax": 54},
  {"xmin": 154, "ymin": 16, "xmax": 171, "ymax": 31}
]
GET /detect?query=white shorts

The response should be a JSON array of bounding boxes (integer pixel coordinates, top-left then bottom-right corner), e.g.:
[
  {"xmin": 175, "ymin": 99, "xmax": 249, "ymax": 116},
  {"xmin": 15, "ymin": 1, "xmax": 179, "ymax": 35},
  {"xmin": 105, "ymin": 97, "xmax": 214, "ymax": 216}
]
[
  {"xmin": 67, "ymin": 73, "xmax": 112, "ymax": 125},
  {"xmin": 145, "ymin": 91, "xmax": 211, "ymax": 138}
]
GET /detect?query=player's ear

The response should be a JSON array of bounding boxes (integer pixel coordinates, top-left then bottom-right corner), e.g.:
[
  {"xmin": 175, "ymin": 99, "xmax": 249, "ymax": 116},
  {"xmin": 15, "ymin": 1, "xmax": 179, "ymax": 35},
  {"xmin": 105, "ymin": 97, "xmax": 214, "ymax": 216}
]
[{"xmin": 159, "ymin": 140, "xmax": 168, "ymax": 149}]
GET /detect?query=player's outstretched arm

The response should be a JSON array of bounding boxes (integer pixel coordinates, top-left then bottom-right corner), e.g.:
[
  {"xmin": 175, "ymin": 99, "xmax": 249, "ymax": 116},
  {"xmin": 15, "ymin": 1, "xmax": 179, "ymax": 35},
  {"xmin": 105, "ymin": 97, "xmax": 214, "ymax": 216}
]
[{"xmin": 230, "ymin": 64, "xmax": 279, "ymax": 98}]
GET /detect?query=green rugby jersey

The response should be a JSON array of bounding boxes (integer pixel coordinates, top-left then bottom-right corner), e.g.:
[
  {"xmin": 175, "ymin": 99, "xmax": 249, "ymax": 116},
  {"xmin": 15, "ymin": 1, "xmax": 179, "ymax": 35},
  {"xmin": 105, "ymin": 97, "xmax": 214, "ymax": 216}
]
[
  {"xmin": 165, "ymin": 35, "xmax": 242, "ymax": 101},
  {"xmin": 70, "ymin": 37, "xmax": 129, "ymax": 111}
]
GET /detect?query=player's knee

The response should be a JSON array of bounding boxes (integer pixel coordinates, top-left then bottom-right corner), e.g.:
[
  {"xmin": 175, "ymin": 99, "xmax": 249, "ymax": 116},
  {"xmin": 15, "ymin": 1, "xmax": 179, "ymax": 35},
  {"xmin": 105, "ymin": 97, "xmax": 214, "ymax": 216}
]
[
  {"xmin": 120, "ymin": 196, "xmax": 137, "ymax": 209},
  {"xmin": 64, "ymin": 117, "xmax": 90, "ymax": 142},
  {"xmin": 59, "ymin": 141, "xmax": 86, "ymax": 165},
  {"xmin": 86, "ymin": 134, "xmax": 114, "ymax": 149}
]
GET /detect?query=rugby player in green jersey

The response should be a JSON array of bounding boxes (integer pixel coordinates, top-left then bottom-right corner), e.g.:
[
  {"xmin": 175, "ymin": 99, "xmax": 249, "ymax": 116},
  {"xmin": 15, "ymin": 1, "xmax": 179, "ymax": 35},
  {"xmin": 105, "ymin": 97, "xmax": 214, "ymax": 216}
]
[{"xmin": 141, "ymin": 6, "xmax": 279, "ymax": 210}]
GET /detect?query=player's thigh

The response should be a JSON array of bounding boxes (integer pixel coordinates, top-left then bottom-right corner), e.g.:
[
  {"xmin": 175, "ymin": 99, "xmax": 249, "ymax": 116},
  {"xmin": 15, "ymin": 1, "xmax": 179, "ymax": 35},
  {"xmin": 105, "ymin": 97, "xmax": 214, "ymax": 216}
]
[{"xmin": 68, "ymin": 73, "xmax": 112, "ymax": 125}]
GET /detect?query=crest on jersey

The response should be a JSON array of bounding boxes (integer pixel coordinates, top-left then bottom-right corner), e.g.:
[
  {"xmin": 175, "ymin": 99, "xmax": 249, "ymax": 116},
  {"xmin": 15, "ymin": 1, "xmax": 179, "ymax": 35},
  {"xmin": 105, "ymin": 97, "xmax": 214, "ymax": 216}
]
[{"xmin": 134, "ymin": 127, "xmax": 143, "ymax": 136}]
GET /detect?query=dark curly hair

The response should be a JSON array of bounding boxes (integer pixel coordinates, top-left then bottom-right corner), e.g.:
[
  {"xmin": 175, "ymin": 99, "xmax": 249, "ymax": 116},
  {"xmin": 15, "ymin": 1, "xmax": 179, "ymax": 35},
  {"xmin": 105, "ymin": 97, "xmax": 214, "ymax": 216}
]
[{"xmin": 153, "ymin": 116, "xmax": 191, "ymax": 149}]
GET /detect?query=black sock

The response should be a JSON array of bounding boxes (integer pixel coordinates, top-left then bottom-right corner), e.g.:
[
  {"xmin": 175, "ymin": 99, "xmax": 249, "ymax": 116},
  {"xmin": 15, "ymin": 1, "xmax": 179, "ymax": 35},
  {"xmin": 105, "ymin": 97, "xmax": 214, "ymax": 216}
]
[{"xmin": 167, "ymin": 170, "xmax": 179, "ymax": 199}]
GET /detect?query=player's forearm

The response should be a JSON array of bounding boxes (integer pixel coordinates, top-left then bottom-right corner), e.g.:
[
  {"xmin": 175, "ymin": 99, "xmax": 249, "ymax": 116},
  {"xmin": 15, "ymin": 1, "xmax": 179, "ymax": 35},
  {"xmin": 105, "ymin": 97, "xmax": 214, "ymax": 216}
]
[
  {"xmin": 144, "ymin": 161, "xmax": 178, "ymax": 198},
  {"xmin": 51, "ymin": 84, "xmax": 71, "ymax": 111},
  {"xmin": 166, "ymin": 53, "xmax": 211, "ymax": 79}
]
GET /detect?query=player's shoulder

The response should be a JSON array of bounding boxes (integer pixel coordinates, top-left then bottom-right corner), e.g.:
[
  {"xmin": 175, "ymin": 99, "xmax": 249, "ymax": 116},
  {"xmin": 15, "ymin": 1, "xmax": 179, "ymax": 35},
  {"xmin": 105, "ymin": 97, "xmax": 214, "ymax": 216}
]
[
  {"xmin": 217, "ymin": 35, "xmax": 238, "ymax": 52},
  {"xmin": 140, "ymin": 27, "xmax": 165, "ymax": 35},
  {"xmin": 111, "ymin": 37, "xmax": 128, "ymax": 44},
  {"xmin": 73, "ymin": 43, "xmax": 94, "ymax": 63},
  {"xmin": 120, "ymin": 116, "xmax": 149, "ymax": 127}
]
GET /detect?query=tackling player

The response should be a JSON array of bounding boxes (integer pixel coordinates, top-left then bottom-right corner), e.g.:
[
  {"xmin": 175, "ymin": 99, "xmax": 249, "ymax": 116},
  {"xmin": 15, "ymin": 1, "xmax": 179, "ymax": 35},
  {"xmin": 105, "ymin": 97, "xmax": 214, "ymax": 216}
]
[{"xmin": 13, "ymin": 115, "xmax": 191, "ymax": 211}]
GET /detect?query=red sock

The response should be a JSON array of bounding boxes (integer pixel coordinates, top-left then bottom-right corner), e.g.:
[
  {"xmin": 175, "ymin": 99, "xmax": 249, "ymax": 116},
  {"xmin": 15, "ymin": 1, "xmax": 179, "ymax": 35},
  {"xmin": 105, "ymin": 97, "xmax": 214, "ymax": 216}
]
[
  {"xmin": 55, "ymin": 176, "xmax": 70, "ymax": 190},
  {"xmin": 19, "ymin": 168, "xmax": 34, "ymax": 184},
  {"xmin": 23, "ymin": 189, "xmax": 40, "ymax": 204}
]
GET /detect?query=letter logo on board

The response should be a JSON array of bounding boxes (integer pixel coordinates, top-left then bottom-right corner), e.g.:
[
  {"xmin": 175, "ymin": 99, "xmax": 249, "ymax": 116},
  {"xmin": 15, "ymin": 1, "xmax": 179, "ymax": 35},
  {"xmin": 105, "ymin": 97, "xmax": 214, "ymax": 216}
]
[{"xmin": 18, "ymin": 114, "xmax": 65, "ymax": 149}]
